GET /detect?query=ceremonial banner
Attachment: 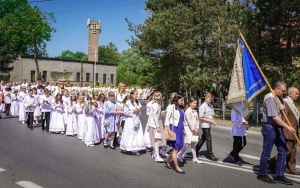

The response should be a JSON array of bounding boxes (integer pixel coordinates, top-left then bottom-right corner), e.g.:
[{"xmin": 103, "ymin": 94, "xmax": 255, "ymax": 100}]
[{"xmin": 227, "ymin": 38, "xmax": 267, "ymax": 117}]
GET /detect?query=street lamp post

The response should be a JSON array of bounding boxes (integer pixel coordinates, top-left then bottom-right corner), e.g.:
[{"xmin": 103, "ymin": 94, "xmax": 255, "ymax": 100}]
[{"xmin": 88, "ymin": 45, "xmax": 97, "ymax": 87}]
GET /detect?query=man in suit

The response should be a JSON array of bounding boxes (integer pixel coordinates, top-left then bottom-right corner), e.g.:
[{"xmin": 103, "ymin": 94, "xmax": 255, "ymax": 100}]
[{"xmin": 268, "ymin": 86, "xmax": 299, "ymax": 175}]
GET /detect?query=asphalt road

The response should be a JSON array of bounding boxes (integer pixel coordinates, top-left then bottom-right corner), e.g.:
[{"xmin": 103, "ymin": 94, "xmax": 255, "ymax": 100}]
[{"xmin": 0, "ymin": 101, "xmax": 299, "ymax": 188}]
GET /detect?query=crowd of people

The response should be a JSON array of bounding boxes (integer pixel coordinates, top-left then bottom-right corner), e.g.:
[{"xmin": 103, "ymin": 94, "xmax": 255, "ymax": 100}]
[{"xmin": 0, "ymin": 79, "xmax": 298, "ymax": 184}]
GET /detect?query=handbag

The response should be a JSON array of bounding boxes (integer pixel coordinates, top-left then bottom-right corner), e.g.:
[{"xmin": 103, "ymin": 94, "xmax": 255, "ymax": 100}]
[
  {"xmin": 103, "ymin": 119, "xmax": 110, "ymax": 126},
  {"xmin": 134, "ymin": 118, "xmax": 140, "ymax": 128},
  {"xmin": 154, "ymin": 130, "xmax": 162, "ymax": 140},
  {"xmin": 164, "ymin": 127, "xmax": 176, "ymax": 141},
  {"xmin": 191, "ymin": 135, "xmax": 199, "ymax": 143}
]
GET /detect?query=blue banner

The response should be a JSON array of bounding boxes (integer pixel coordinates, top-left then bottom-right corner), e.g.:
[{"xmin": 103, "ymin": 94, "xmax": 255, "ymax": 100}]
[{"xmin": 239, "ymin": 38, "xmax": 267, "ymax": 102}]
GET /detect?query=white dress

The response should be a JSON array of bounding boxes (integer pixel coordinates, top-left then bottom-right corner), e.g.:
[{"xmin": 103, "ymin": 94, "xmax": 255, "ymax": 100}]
[
  {"xmin": 33, "ymin": 95, "xmax": 42, "ymax": 116},
  {"xmin": 120, "ymin": 100, "xmax": 145, "ymax": 152},
  {"xmin": 144, "ymin": 101, "xmax": 154, "ymax": 148},
  {"xmin": 83, "ymin": 107, "xmax": 100, "ymax": 146},
  {"xmin": 18, "ymin": 92, "xmax": 27, "ymax": 121},
  {"xmin": 95, "ymin": 102, "xmax": 105, "ymax": 139},
  {"xmin": 62, "ymin": 95, "xmax": 70, "ymax": 127},
  {"xmin": 49, "ymin": 101, "xmax": 65, "ymax": 132},
  {"xmin": 65, "ymin": 102, "xmax": 77, "ymax": 136},
  {"xmin": 76, "ymin": 103, "xmax": 86, "ymax": 140},
  {"xmin": 10, "ymin": 95, "xmax": 19, "ymax": 116}
]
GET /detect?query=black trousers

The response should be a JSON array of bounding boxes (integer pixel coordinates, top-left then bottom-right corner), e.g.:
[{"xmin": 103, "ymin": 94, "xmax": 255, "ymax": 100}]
[
  {"xmin": 26, "ymin": 112, "xmax": 34, "ymax": 129},
  {"xmin": 196, "ymin": 128, "xmax": 214, "ymax": 156},
  {"xmin": 5, "ymin": 103, "xmax": 11, "ymax": 116},
  {"xmin": 41, "ymin": 112, "xmax": 51, "ymax": 131},
  {"xmin": 230, "ymin": 136, "xmax": 247, "ymax": 163}
]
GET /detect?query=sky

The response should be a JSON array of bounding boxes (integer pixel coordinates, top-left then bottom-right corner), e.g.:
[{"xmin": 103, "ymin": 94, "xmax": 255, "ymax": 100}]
[{"xmin": 29, "ymin": 0, "xmax": 149, "ymax": 57}]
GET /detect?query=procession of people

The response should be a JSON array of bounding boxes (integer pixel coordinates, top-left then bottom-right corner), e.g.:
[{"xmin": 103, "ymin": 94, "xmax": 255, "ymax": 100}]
[{"xmin": 0, "ymin": 79, "xmax": 298, "ymax": 184}]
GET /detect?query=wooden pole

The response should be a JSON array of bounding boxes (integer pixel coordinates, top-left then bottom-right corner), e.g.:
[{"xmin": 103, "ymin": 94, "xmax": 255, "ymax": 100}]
[{"xmin": 239, "ymin": 31, "xmax": 300, "ymax": 146}]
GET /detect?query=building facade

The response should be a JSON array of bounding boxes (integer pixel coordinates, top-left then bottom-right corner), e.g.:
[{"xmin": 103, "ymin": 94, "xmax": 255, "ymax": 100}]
[{"xmin": 10, "ymin": 55, "xmax": 116, "ymax": 85}]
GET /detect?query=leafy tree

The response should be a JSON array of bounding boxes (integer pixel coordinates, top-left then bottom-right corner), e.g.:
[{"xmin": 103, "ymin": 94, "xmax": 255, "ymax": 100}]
[
  {"xmin": 127, "ymin": 0, "xmax": 247, "ymax": 94},
  {"xmin": 242, "ymin": 0, "xmax": 300, "ymax": 87},
  {"xmin": 56, "ymin": 50, "xmax": 88, "ymax": 61},
  {"xmin": 98, "ymin": 42, "xmax": 120, "ymax": 64},
  {"xmin": 117, "ymin": 48, "xmax": 151, "ymax": 86},
  {"xmin": 0, "ymin": 0, "xmax": 56, "ymax": 80}
]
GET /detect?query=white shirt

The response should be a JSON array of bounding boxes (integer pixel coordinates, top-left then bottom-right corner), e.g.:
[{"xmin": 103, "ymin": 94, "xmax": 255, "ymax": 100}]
[
  {"xmin": 23, "ymin": 95, "xmax": 38, "ymax": 112},
  {"xmin": 199, "ymin": 102, "xmax": 215, "ymax": 128},
  {"xmin": 231, "ymin": 110, "xmax": 247, "ymax": 136},
  {"xmin": 40, "ymin": 94, "xmax": 53, "ymax": 112}
]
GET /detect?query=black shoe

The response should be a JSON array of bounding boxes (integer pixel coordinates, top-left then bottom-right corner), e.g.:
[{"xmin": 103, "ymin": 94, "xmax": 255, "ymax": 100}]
[
  {"xmin": 46, "ymin": 129, "xmax": 49, "ymax": 132},
  {"xmin": 30, "ymin": 127, "xmax": 33, "ymax": 130},
  {"xmin": 109, "ymin": 146, "xmax": 116, "ymax": 150},
  {"xmin": 135, "ymin": 152, "xmax": 140, "ymax": 156},
  {"xmin": 257, "ymin": 175, "xmax": 275, "ymax": 184},
  {"xmin": 175, "ymin": 169, "xmax": 185, "ymax": 174},
  {"xmin": 268, "ymin": 160, "xmax": 276, "ymax": 174},
  {"xmin": 104, "ymin": 144, "xmax": 108, "ymax": 148},
  {"xmin": 164, "ymin": 160, "xmax": 172, "ymax": 169},
  {"xmin": 208, "ymin": 155, "xmax": 218, "ymax": 161},
  {"xmin": 275, "ymin": 176, "xmax": 293, "ymax": 185}
]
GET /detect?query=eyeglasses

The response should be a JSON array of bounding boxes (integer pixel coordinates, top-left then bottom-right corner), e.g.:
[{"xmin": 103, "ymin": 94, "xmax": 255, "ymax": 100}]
[{"xmin": 279, "ymin": 88, "xmax": 287, "ymax": 93}]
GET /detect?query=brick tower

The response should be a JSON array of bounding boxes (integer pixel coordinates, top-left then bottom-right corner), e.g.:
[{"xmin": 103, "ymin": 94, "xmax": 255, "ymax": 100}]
[{"xmin": 87, "ymin": 19, "xmax": 101, "ymax": 62}]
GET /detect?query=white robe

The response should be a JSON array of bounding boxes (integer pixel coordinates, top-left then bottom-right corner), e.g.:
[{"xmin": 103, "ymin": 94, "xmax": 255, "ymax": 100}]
[
  {"xmin": 66, "ymin": 102, "xmax": 77, "ymax": 136},
  {"xmin": 76, "ymin": 103, "xmax": 86, "ymax": 140},
  {"xmin": 120, "ymin": 100, "xmax": 145, "ymax": 152},
  {"xmin": 49, "ymin": 102, "xmax": 65, "ymax": 132}
]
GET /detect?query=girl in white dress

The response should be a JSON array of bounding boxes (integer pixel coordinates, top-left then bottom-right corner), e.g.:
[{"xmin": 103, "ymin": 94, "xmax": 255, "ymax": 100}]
[
  {"xmin": 144, "ymin": 92, "xmax": 155, "ymax": 149},
  {"xmin": 49, "ymin": 93, "xmax": 65, "ymax": 134},
  {"xmin": 33, "ymin": 88, "xmax": 41, "ymax": 125},
  {"xmin": 10, "ymin": 90, "xmax": 19, "ymax": 116},
  {"xmin": 62, "ymin": 89, "xmax": 70, "ymax": 129},
  {"xmin": 120, "ymin": 90, "xmax": 145, "ymax": 156},
  {"xmin": 65, "ymin": 95, "xmax": 77, "ymax": 136},
  {"xmin": 95, "ymin": 94, "xmax": 105, "ymax": 141},
  {"xmin": 76, "ymin": 96, "xmax": 86, "ymax": 140},
  {"xmin": 103, "ymin": 91, "xmax": 121, "ymax": 149},
  {"xmin": 177, "ymin": 97, "xmax": 202, "ymax": 164},
  {"xmin": 83, "ymin": 101, "xmax": 100, "ymax": 147},
  {"xmin": 18, "ymin": 87, "xmax": 27, "ymax": 123},
  {"xmin": 146, "ymin": 92, "xmax": 167, "ymax": 162}
]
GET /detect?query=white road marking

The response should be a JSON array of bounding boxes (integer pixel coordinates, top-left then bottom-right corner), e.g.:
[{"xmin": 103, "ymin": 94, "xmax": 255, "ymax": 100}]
[
  {"xmin": 239, "ymin": 153, "xmax": 260, "ymax": 160},
  {"xmin": 0, "ymin": 167, "xmax": 6, "ymax": 172},
  {"xmin": 16, "ymin": 181, "xmax": 44, "ymax": 188},
  {"xmin": 198, "ymin": 158, "xmax": 300, "ymax": 183},
  {"xmin": 240, "ymin": 153, "xmax": 300, "ymax": 169}
]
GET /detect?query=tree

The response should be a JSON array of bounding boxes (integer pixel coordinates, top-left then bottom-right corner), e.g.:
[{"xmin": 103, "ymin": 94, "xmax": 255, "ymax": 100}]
[
  {"xmin": 56, "ymin": 50, "xmax": 88, "ymax": 61},
  {"xmin": 0, "ymin": 0, "xmax": 55, "ymax": 80},
  {"xmin": 117, "ymin": 48, "xmax": 151, "ymax": 86},
  {"xmin": 127, "ymin": 0, "xmax": 247, "ymax": 93},
  {"xmin": 242, "ymin": 0, "xmax": 300, "ymax": 87},
  {"xmin": 98, "ymin": 42, "xmax": 120, "ymax": 64}
]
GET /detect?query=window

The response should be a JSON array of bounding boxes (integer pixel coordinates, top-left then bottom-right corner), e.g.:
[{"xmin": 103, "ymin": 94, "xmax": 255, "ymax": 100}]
[
  {"xmin": 76, "ymin": 72, "xmax": 80, "ymax": 82},
  {"xmin": 110, "ymin": 74, "xmax": 114, "ymax": 84},
  {"xmin": 31, "ymin": 70, "xmax": 35, "ymax": 82},
  {"xmin": 103, "ymin": 74, "xmax": 106, "ymax": 84},
  {"xmin": 86, "ymin": 73, "xmax": 90, "ymax": 82},
  {"xmin": 96, "ymin": 73, "xmax": 98, "ymax": 82},
  {"xmin": 42, "ymin": 71, "xmax": 47, "ymax": 82}
]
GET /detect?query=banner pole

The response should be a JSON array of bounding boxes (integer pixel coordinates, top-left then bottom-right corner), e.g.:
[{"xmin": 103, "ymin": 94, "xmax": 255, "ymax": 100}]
[{"xmin": 239, "ymin": 31, "xmax": 300, "ymax": 146}]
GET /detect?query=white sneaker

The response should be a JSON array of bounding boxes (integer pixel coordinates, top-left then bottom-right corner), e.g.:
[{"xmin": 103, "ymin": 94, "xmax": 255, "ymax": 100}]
[
  {"xmin": 21, "ymin": 121, "xmax": 25, "ymax": 124},
  {"xmin": 155, "ymin": 156, "xmax": 164, "ymax": 163},
  {"xmin": 159, "ymin": 149, "xmax": 168, "ymax": 157},
  {"xmin": 193, "ymin": 158, "xmax": 203, "ymax": 164},
  {"xmin": 177, "ymin": 154, "xmax": 183, "ymax": 163}
]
